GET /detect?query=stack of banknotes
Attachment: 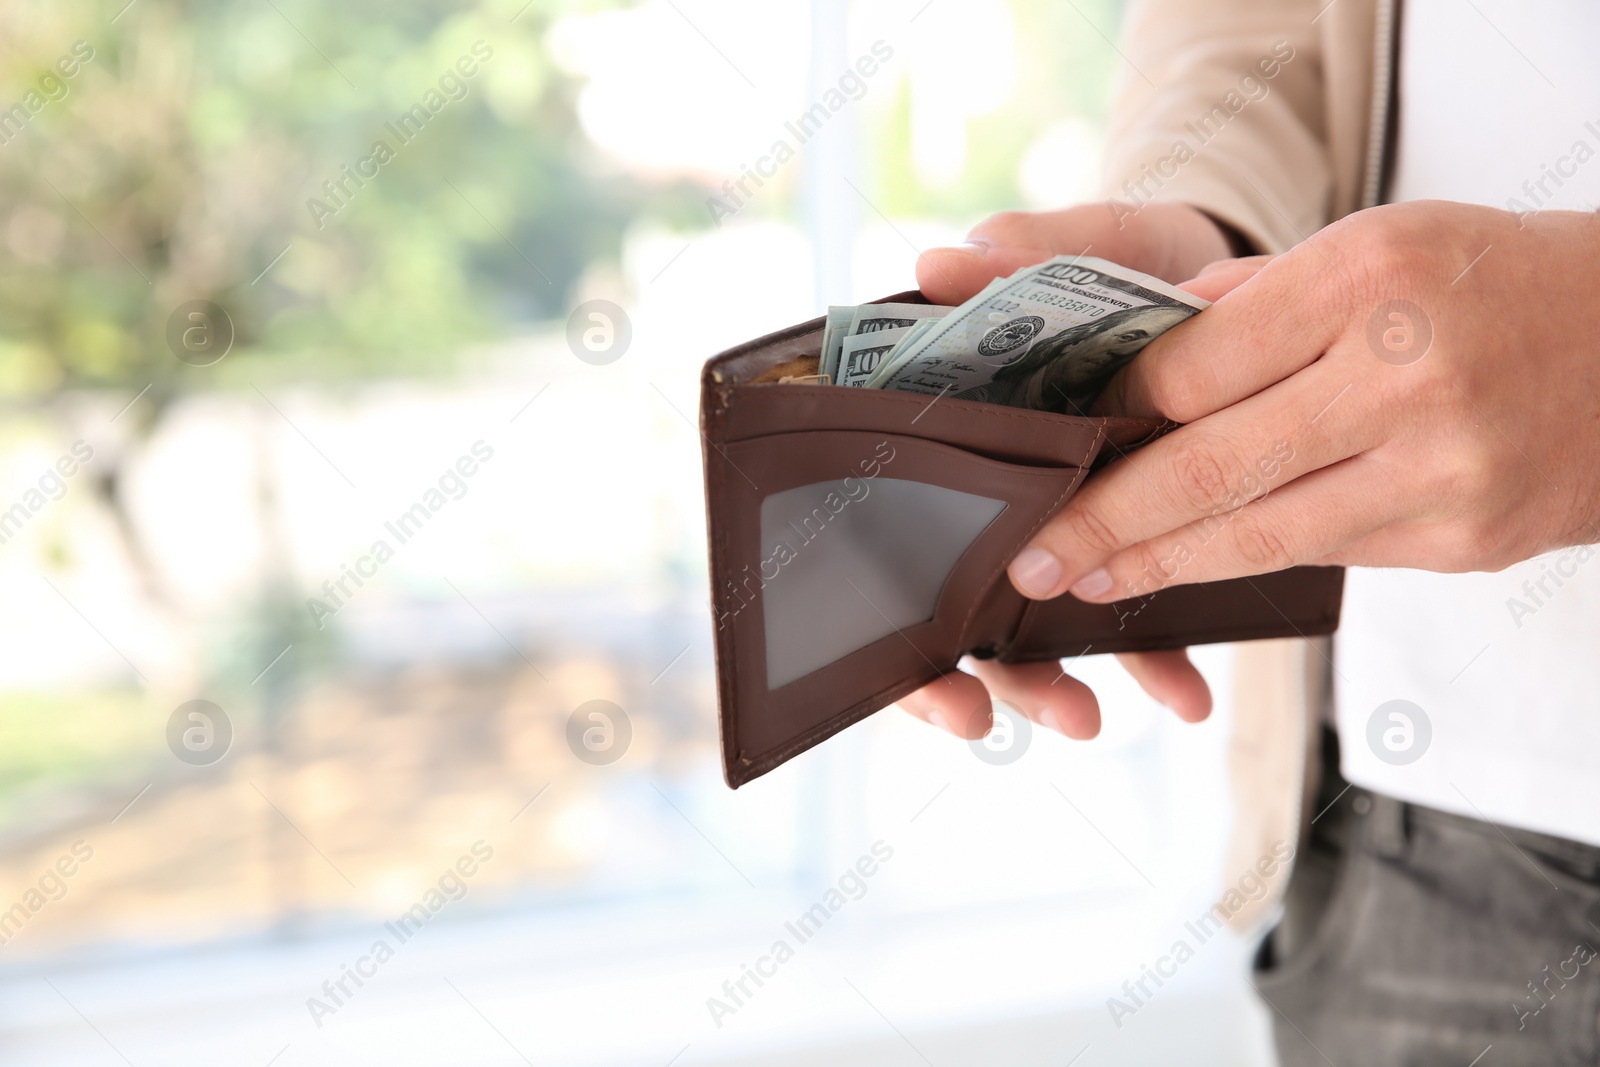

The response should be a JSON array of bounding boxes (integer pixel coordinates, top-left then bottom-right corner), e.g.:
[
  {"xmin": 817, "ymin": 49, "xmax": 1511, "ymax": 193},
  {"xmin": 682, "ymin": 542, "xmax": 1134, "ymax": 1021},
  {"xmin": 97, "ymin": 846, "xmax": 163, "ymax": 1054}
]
[{"xmin": 817, "ymin": 256, "xmax": 1208, "ymax": 414}]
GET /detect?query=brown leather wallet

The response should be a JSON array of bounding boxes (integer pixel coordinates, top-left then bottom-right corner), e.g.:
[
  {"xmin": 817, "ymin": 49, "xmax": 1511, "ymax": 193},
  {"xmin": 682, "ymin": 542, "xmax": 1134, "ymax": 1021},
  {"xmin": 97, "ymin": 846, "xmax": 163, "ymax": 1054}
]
[{"xmin": 701, "ymin": 291, "xmax": 1343, "ymax": 788}]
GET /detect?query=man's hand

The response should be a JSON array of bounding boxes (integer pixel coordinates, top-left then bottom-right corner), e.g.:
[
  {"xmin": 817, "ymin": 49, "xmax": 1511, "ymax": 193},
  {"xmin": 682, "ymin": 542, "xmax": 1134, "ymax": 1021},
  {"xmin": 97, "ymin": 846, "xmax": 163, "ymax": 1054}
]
[
  {"xmin": 900, "ymin": 201, "xmax": 1239, "ymax": 742},
  {"xmin": 1009, "ymin": 199, "xmax": 1600, "ymax": 614},
  {"xmin": 916, "ymin": 201, "xmax": 1236, "ymax": 307}
]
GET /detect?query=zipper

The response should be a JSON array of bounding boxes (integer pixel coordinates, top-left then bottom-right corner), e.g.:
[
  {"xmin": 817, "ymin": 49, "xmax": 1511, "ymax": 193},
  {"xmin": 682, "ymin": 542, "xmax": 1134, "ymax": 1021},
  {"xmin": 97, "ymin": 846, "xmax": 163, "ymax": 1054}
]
[{"xmin": 1360, "ymin": 0, "xmax": 1399, "ymax": 209}]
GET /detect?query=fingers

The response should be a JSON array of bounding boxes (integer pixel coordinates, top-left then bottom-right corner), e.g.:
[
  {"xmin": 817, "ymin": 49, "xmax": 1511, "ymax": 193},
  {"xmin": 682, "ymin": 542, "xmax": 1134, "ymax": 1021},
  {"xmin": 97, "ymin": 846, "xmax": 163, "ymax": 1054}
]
[
  {"xmin": 916, "ymin": 202, "xmax": 1234, "ymax": 306},
  {"xmin": 898, "ymin": 670, "xmax": 991, "ymax": 739},
  {"xmin": 1112, "ymin": 245, "xmax": 1349, "ymax": 423},
  {"xmin": 917, "ymin": 208, "xmax": 1099, "ymax": 305},
  {"xmin": 969, "ymin": 653, "xmax": 1210, "ymax": 732},
  {"xmin": 1069, "ymin": 454, "xmax": 1402, "ymax": 600},
  {"xmin": 1009, "ymin": 359, "xmax": 1380, "ymax": 600},
  {"xmin": 898, "ymin": 660, "xmax": 1100, "ymax": 739},
  {"xmin": 1114, "ymin": 650, "xmax": 1212, "ymax": 723},
  {"xmin": 968, "ymin": 658, "xmax": 1102, "ymax": 740},
  {"xmin": 898, "ymin": 650, "xmax": 1216, "ymax": 747},
  {"xmin": 1178, "ymin": 254, "xmax": 1274, "ymax": 302},
  {"xmin": 916, "ymin": 238, "xmax": 1047, "ymax": 307}
]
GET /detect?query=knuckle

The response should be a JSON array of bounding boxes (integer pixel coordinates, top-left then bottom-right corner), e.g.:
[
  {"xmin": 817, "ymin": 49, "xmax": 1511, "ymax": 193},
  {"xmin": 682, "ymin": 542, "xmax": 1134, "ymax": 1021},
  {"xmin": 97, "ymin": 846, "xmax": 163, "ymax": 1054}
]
[
  {"xmin": 1120, "ymin": 540, "xmax": 1177, "ymax": 597},
  {"xmin": 1432, "ymin": 519, "xmax": 1497, "ymax": 570},
  {"xmin": 1454, "ymin": 450, "xmax": 1504, "ymax": 503},
  {"xmin": 1339, "ymin": 210, "xmax": 1437, "ymax": 298},
  {"xmin": 1438, "ymin": 500, "xmax": 1523, "ymax": 569},
  {"xmin": 1059, "ymin": 501, "xmax": 1122, "ymax": 556},
  {"xmin": 1430, "ymin": 432, "xmax": 1508, "ymax": 505},
  {"xmin": 1229, "ymin": 513, "xmax": 1297, "ymax": 570},
  {"xmin": 1169, "ymin": 438, "xmax": 1240, "ymax": 513}
]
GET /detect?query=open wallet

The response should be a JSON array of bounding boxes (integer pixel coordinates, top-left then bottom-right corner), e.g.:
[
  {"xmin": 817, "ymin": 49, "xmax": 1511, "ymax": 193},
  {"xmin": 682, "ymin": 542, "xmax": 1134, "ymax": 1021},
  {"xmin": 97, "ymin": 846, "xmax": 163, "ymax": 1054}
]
[{"xmin": 700, "ymin": 290, "xmax": 1344, "ymax": 789}]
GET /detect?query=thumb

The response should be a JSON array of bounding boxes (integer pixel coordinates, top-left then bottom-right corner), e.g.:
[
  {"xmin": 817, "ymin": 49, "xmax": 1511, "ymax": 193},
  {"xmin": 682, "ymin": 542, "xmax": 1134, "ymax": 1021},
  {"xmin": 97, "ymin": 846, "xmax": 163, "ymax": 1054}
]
[
  {"xmin": 916, "ymin": 239, "xmax": 1056, "ymax": 306},
  {"xmin": 1177, "ymin": 254, "xmax": 1274, "ymax": 302},
  {"xmin": 916, "ymin": 203, "xmax": 1133, "ymax": 305},
  {"xmin": 916, "ymin": 202, "xmax": 1239, "ymax": 307}
]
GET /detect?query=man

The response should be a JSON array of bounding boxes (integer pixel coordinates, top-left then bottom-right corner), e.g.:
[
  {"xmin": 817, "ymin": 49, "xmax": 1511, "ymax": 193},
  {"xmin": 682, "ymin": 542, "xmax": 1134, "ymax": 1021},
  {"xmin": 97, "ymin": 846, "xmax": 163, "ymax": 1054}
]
[{"xmin": 898, "ymin": 0, "xmax": 1600, "ymax": 1062}]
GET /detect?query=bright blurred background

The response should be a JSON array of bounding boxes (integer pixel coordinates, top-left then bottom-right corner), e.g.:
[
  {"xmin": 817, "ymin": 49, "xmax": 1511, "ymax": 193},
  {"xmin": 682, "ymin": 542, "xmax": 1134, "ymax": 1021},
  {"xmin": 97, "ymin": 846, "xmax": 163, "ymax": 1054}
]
[{"xmin": 0, "ymin": 0, "xmax": 1279, "ymax": 1063}]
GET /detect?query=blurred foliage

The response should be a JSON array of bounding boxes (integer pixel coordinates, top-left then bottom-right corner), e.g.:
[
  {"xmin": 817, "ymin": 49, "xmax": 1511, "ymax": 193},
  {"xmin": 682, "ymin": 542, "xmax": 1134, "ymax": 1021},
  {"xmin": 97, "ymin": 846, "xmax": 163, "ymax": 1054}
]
[
  {"xmin": 0, "ymin": 0, "xmax": 697, "ymax": 401},
  {"xmin": 0, "ymin": 0, "xmax": 1120, "ymax": 402},
  {"xmin": 0, "ymin": 0, "xmax": 1126, "ymax": 795},
  {"xmin": 0, "ymin": 690, "xmax": 156, "ymax": 810}
]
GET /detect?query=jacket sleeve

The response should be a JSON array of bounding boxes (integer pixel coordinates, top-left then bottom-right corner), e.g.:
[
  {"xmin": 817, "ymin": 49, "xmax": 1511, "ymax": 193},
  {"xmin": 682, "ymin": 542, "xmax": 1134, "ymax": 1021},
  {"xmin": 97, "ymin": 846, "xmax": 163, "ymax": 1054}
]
[{"xmin": 1098, "ymin": 0, "xmax": 1335, "ymax": 255}]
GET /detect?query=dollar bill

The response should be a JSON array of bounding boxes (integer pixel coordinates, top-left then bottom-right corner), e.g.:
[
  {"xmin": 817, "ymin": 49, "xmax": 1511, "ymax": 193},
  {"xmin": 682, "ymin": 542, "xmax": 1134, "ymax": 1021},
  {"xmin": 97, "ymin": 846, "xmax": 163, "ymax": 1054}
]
[
  {"xmin": 865, "ymin": 256, "xmax": 1208, "ymax": 413},
  {"xmin": 825, "ymin": 303, "xmax": 950, "ymax": 386},
  {"xmin": 835, "ymin": 314, "xmax": 952, "ymax": 387},
  {"xmin": 820, "ymin": 306, "xmax": 857, "ymax": 384},
  {"xmin": 836, "ymin": 331, "xmax": 902, "ymax": 388},
  {"xmin": 847, "ymin": 302, "xmax": 948, "ymax": 337}
]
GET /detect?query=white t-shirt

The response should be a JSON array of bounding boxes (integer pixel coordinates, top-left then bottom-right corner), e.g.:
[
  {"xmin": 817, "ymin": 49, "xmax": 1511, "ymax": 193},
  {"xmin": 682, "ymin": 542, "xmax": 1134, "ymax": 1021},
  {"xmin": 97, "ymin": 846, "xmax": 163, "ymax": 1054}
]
[{"xmin": 1335, "ymin": 0, "xmax": 1600, "ymax": 845}]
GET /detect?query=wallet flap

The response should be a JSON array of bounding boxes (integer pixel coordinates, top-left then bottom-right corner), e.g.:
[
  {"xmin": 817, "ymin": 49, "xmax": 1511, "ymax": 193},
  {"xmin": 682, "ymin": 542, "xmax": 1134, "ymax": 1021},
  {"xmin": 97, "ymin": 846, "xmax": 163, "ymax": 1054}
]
[{"xmin": 708, "ymin": 428, "xmax": 1092, "ymax": 787}]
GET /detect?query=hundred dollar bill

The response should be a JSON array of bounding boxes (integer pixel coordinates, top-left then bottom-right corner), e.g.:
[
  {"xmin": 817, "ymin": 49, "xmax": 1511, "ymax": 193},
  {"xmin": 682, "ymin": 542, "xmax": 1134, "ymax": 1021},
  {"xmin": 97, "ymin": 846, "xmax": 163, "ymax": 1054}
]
[
  {"xmin": 860, "ymin": 277, "xmax": 1017, "ymax": 393},
  {"xmin": 820, "ymin": 306, "xmax": 857, "ymax": 384},
  {"xmin": 835, "ymin": 310, "xmax": 951, "ymax": 388},
  {"xmin": 867, "ymin": 256, "xmax": 1208, "ymax": 413},
  {"xmin": 828, "ymin": 303, "xmax": 950, "ymax": 386},
  {"xmin": 847, "ymin": 302, "xmax": 949, "ymax": 338},
  {"xmin": 865, "ymin": 317, "xmax": 942, "ymax": 385},
  {"xmin": 837, "ymin": 327, "xmax": 913, "ymax": 388}
]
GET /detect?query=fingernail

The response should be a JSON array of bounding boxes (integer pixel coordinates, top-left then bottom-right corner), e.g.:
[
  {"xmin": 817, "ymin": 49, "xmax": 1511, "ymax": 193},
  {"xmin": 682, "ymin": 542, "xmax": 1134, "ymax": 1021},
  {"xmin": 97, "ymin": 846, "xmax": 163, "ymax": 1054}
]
[
  {"xmin": 1070, "ymin": 567, "xmax": 1113, "ymax": 600},
  {"xmin": 1040, "ymin": 707, "xmax": 1063, "ymax": 734},
  {"xmin": 953, "ymin": 239, "xmax": 990, "ymax": 256},
  {"xmin": 1010, "ymin": 547, "xmax": 1062, "ymax": 598},
  {"xmin": 928, "ymin": 709, "xmax": 950, "ymax": 733}
]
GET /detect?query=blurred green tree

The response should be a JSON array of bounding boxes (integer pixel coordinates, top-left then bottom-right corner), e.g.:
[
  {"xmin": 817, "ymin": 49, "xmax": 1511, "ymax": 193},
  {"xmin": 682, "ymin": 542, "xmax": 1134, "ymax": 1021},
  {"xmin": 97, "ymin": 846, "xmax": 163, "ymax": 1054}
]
[
  {"xmin": 0, "ymin": 0, "xmax": 695, "ymax": 600},
  {"xmin": 0, "ymin": 0, "xmax": 678, "ymax": 390}
]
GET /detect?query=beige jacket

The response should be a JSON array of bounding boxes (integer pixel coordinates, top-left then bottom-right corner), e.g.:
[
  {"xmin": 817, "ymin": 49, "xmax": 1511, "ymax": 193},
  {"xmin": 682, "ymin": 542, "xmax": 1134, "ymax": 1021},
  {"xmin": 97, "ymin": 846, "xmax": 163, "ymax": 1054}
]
[{"xmin": 1097, "ymin": 0, "xmax": 1397, "ymax": 928}]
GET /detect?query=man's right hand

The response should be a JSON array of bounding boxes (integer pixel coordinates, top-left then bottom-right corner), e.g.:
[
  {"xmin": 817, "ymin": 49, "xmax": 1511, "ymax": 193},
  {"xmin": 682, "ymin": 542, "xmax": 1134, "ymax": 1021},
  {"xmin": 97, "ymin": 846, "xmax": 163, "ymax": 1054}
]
[{"xmin": 901, "ymin": 200, "xmax": 1243, "ymax": 743}]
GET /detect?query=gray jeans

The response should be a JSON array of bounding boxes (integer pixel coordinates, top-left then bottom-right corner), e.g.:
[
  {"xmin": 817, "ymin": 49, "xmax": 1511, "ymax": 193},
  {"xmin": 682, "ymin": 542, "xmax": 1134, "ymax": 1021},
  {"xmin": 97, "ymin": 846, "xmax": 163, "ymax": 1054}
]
[{"xmin": 1254, "ymin": 729, "xmax": 1600, "ymax": 1066}]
